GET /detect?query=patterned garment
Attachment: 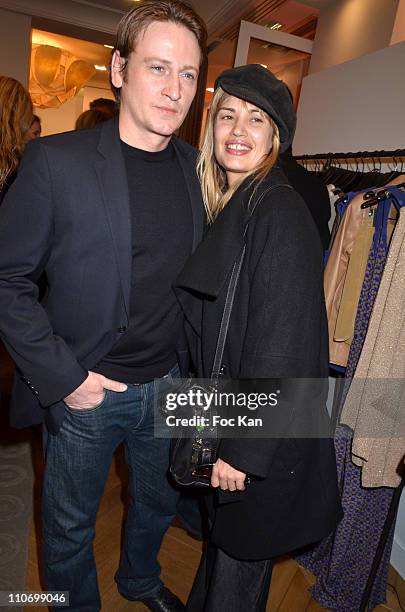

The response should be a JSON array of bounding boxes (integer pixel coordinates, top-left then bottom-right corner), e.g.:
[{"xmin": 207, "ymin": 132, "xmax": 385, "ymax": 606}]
[
  {"xmin": 297, "ymin": 198, "xmax": 396, "ymax": 611},
  {"xmin": 342, "ymin": 201, "xmax": 391, "ymax": 403},
  {"xmin": 297, "ymin": 426, "xmax": 395, "ymax": 611}
]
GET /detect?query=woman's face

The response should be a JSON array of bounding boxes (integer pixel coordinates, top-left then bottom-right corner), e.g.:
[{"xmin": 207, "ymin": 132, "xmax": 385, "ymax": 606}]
[{"xmin": 214, "ymin": 95, "xmax": 274, "ymax": 186}]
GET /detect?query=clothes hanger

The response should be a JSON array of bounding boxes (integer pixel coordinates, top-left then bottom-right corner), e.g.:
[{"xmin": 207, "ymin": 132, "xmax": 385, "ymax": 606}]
[{"xmin": 361, "ymin": 183, "xmax": 405, "ymax": 210}]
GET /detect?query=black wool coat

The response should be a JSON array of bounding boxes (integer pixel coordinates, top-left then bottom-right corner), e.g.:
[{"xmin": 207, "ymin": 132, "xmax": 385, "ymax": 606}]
[{"xmin": 175, "ymin": 167, "xmax": 343, "ymax": 560}]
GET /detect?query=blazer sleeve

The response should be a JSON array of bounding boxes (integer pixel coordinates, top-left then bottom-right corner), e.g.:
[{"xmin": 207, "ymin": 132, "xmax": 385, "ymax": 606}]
[
  {"xmin": 0, "ymin": 141, "xmax": 87, "ymax": 406},
  {"xmin": 219, "ymin": 187, "xmax": 327, "ymax": 477}
]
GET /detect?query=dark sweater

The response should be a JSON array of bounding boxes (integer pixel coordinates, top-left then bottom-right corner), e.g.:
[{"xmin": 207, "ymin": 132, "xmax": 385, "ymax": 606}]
[{"xmin": 95, "ymin": 140, "xmax": 192, "ymax": 383}]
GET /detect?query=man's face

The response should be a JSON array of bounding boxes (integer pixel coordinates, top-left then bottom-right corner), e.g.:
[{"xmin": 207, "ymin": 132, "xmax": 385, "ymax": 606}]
[{"xmin": 111, "ymin": 21, "xmax": 200, "ymax": 150}]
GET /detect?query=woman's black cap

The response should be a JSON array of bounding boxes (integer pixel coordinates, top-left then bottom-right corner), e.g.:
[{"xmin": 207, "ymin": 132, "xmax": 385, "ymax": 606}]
[{"xmin": 214, "ymin": 64, "xmax": 296, "ymax": 152}]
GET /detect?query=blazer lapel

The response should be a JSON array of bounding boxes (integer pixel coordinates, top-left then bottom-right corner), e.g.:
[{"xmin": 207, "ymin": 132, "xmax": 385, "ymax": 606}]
[
  {"xmin": 172, "ymin": 137, "xmax": 204, "ymax": 251},
  {"xmin": 94, "ymin": 118, "xmax": 132, "ymax": 319}
]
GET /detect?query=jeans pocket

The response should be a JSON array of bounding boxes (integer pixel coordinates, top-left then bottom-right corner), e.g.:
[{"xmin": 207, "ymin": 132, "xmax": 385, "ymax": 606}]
[
  {"xmin": 162, "ymin": 363, "xmax": 181, "ymax": 382},
  {"xmin": 64, "ymin": 390, "xmax": 109, "ymax": 415}
]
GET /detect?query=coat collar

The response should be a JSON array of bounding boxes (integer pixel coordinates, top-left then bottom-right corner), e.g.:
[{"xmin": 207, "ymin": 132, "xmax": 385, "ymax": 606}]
[{"xmin": 176, "ymin": 167, "xmax": 287, "ymax": 300}]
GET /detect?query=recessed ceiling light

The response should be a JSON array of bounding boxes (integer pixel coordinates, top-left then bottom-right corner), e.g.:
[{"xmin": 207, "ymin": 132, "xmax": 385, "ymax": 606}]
[
  {"xmin": 206, "ymin": 87, "xmax": 214, "ymax": 92},
  {"xmin": 94, "ymin": 64, "xmax": 107, "ymax": 71},
  {"xmin": 104, "ymin": 44, "xmax": 114, "ymax": 49}
]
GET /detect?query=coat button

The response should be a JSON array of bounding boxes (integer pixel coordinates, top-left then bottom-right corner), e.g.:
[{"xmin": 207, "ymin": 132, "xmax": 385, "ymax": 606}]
[{"xmin": 118, "ymin": 326, "xmax": 127, "ymax": 333}]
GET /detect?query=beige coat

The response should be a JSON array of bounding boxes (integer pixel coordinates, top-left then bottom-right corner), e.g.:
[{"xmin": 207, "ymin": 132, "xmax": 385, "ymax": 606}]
[
  {"xmin": 341, "ymin": 207, "xmax": 405, "ymax": 488},
  {"xmin": 324, "ymin": 176, "xmax": 404, "ymax": 368}
]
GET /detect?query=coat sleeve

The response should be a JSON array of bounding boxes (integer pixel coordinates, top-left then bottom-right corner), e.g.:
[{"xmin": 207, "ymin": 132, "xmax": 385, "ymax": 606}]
[
  {"xmin": 0, "ymin": 141, "xmax": 88, "ymax": 406},
  {"xmin": 219, "ymin": 187, "xmax": 327, "ymax": 477}
]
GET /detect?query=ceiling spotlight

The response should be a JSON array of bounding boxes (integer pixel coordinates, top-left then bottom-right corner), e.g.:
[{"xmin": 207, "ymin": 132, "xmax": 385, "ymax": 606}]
[{"xmin": 94, "ymin": 64, "xmax": 107, "ymax": 71}]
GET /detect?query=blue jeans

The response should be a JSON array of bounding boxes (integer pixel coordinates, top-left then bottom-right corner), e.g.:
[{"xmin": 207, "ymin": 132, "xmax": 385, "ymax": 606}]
[{"xmin": 42, "ymin": 366, "xmax": 179, "ymax": 611}]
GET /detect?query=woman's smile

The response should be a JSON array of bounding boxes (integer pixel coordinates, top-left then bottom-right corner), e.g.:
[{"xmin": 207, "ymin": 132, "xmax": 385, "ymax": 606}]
[{"xmin": 214, "ymin": 95, "xmax": 274, "ymax": 185}]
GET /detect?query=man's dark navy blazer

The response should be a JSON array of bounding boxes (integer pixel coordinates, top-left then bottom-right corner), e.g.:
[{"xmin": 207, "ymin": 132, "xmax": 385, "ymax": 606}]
[{"xmin": 0, "ymin": 118, "xmax": 204, "ymax": 433}]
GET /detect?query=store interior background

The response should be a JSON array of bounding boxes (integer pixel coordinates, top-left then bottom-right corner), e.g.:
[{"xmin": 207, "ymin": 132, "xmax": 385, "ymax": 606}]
[{"xmin": 0, "ymin": 0, "xmax": 404, "ymax": 600}]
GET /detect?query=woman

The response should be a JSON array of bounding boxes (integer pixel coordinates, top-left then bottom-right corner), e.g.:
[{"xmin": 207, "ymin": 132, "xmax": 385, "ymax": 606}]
[
  {"xmin": 175, "ymin": 65, "xmax": 343, "ymax": 611},
  {"xmin": 0, "ymin": 76, "xmax": 33, "ymax": 205},
  {"xmin": 75, "ymin": 108, "xmax": 110, "ymax": 131},
  {"xmin": 25, "ymin": 114, "xmax": 42, "ymax": 141}
]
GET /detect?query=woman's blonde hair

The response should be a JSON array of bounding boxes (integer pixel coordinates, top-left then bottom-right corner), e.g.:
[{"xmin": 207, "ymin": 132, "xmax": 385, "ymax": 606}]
[
  {"xmin": 197, "ymin": 87, "xmax": 280, "ymax": 222},
  {"xmin": 0, "ymin": 76, "xmax": 33, "ymax": 190}
]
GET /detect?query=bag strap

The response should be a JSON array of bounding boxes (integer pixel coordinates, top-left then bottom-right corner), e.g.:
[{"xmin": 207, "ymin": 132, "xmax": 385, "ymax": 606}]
[{"xmin": 210, "ymin": 183, "xmax": 292, "ymax": 381}]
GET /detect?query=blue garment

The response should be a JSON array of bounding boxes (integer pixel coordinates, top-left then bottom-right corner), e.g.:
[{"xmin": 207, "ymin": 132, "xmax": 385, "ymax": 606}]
[{"xmin": 42, "ymin": 366, "xmax": 179, "ymax": 611}]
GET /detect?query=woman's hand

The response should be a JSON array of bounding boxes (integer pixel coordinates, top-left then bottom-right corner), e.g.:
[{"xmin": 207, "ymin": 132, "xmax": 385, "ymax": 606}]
[{"xmin": 211, "ymin": 458, "xmax": 246, "ymax": 491}]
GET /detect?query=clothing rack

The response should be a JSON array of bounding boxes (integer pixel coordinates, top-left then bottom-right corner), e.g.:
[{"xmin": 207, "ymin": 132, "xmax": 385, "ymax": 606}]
[
  {"xmin": 327, "ymin": 178, "xmax": 404, "ymax": 609},
  {"xmin": 295, "ymin": 149, "xmax": 405, "ymax": 172},
  {"xmin": 295, "ymin": 149, "xmax": 405, "ymax": 162}
]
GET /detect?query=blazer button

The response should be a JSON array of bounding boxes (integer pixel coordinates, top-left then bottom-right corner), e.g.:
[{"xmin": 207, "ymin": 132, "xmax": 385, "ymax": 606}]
[{"xmin": 118, "ymin": 326, "xmax": 127, "ymax": 333}]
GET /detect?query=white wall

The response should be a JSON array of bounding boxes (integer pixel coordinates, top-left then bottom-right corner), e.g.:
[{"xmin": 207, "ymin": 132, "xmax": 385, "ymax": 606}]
[
  {"xmin": 294, "ymin": 41, "xmax": 405, "ymax": 155},
  {"xmin": 309, "ymin": 0, "xmax": 399, "ymax": 74},
  {"xmin": 82, "ymin": 85, "xmax": 115, "ymax": 111},
  {"xmin": 35, "ymin": 90, "xmax": 84, "ymax": 136},
  {"xmin": 35, "ymin": 84, "xmax": 115, "ymax": 136},
  {"xmin": 0, "ymin": 7, "xmax": 31, "ymax": 85}
]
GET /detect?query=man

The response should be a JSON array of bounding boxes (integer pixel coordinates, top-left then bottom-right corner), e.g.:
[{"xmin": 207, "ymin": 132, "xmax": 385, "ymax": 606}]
[
  {"xmin": 0, "ymin": 1, "xmax": 206, "ymax": 610},
  {"xmin": 89, "ymin": 97, "xmax": 118, "ymax": 118}
]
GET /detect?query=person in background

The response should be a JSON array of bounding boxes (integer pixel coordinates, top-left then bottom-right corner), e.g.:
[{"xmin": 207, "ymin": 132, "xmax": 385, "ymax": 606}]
[
  {"xmin": 0, "ymin": 1, "xmax": 207, "ymax": 610},
  {"xmin": 25, "ymin": 114, "xmax": 42, "ymax": 141},
  {"xmin": 75, "ymin": 108, "xmax": 111, "ymax": 130},
  {"xmin": 175, "ymin": 64, "xmax": 342, "ymax": 611},
  {"xmin": 0, "ymin": 76, "xmax": 33, "ymax": 205},
  {"xmin": 89, "ymin": 97, "xmax": 118, "ymax": 118}
]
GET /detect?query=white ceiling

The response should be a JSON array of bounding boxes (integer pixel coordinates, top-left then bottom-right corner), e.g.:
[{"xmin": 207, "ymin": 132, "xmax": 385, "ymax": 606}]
[
  {"xmin": 67, "ymin": 0, "xmax": 334, "ymax": 21},
  {"xmin": 74, "ymin": 0, "xmax": 235, "ymax": 28},
  {"xmin": 0, "ymin": 0, "xmax": 326, "ymax": 38},
  {"xmin": 19, "ymin": 0, "xmax": 324, "ymax": 95}
]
